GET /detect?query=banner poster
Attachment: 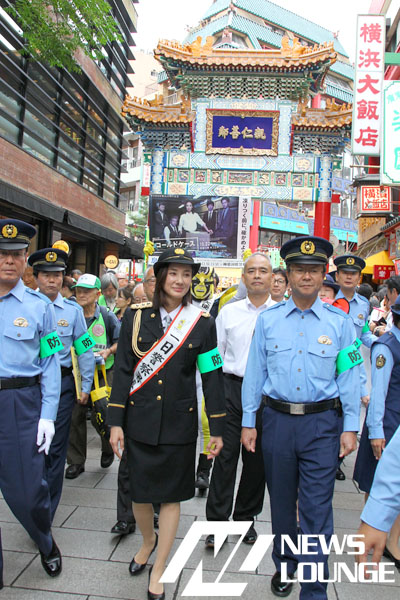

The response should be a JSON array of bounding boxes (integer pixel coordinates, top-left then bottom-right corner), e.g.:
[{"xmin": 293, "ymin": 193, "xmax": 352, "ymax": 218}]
[{"xmin": 149, "ymin": 195, "xmax": 250, "ymax": 265}]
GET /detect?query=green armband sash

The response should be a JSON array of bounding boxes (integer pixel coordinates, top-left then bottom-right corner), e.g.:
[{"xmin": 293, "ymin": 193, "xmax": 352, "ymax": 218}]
[
  {"xmin": 74, "ymin": 332, "xmax": 95, "ymax": 356},
  {"xmin": 336, "ymin": 343, "xmax": 363, "ymax": 374},
  {"xmin": 362, "ymin": 321, "xmax": 370, "ymax": 334},
  {"xmin": 354, "ymin": 338, "xmax": 362, "ymax": 349},
  {"xmin": 40, "ymin": 331, "xmax": 63, "ymax": 358},
  {"xmin": 197, "ymin": 348, "xmax": 224, "ymax": 373}
]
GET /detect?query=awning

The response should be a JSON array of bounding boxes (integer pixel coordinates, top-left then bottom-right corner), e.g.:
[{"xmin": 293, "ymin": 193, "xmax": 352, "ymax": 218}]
[
  {"xmin": 362, "ymin": 250, "xmax": 394, "ymax": 274},
  {"xmin": 0, "ymin": 181, "xmax": 65, "ymax": 223}
]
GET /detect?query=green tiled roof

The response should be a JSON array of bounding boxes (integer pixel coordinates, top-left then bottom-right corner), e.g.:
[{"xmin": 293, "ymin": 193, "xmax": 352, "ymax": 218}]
[
  {"xmin": 325, "ymin": 83, "xmax": 353, "ymax": 104},
  {"xmin": 201, "ymin": 0, "xmax": 349, "ymax": 57},
  {"xmin": 330, "ymin": 60, "xmax": 354, "ymax": 80},
  {"xmin": 231, "ymin": 14, "xmax": 283, "ymax": 48},
  {"xmin": 184, "ymin": 14, "xmax": 229, "ymax": 44}
]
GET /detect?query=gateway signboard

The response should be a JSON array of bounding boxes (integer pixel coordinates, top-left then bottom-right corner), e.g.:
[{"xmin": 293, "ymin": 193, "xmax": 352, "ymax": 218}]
[
  {"xmin": 358, "ymin": 185, "xmax": 392, "ymax": 215},
  {"xmin": 381, "ymin": 80, "xmax": 400, "ymax": 185}
]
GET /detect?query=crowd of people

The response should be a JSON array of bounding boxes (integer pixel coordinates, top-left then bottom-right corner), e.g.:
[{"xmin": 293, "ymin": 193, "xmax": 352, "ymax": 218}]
[{"xmin": 0, "ymin": 218, "xmax": 399, "ymax": 600}]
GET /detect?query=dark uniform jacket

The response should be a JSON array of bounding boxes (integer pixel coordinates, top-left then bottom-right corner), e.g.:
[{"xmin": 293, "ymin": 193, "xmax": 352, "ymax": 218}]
[{"xmin": 107, "ymin": 304, "xmax": 226, "ymax": 446}]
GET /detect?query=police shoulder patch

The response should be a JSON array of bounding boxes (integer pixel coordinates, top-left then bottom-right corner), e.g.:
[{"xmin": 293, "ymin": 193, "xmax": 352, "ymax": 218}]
[
  {"xmin": 323, "ymin": 303, "xmax": 348, "ymax": 319},
  {"xmin": 376, "ymin": 354, "xmax": 386, "ymax": 369}
]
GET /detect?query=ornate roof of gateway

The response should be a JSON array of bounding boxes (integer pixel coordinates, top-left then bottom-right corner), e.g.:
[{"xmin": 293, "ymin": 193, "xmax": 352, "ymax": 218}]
[
  {"xmin": 121, "ymin": 95, "xmax": 193, "ymax": 149},
  {"xmin": 292, "ymin": 99, "xmax": 352, "ymax": 154},
  {"xmin": 154, "ymin": 35, "xmax": 337, "ymax": 100}
]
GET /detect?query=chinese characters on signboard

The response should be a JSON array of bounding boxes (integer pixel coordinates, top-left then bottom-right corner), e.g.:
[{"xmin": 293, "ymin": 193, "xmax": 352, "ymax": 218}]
[
  {"xmin": 149, "ymin": 195, "xmax": 250, "ymax": 264},
  {"xmin": 206, "ymin": 109, "xmax": 279, "ymax": 156},
  {"xmin": 358, "ymin": 185, "xmax": 392, "ymax": 215},
  {"xmin": 373, "ymin": 265, "xmax": 395, "ymax": 280},
  {"xmin": 381, "ymin": 81, "xmax": 400, "ymax": 185},
  {"xmin": 351, "ymin": 15, "xmax": 385, "ymax": 156}
]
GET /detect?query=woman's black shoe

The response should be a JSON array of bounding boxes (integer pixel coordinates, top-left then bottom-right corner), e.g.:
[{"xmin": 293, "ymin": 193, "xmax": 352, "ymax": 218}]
[
  {"xmin": 129, "ymin": 533, "xmax": 158, "ymax": 576},
  {"xmin": 148, "ymin": 566, "xmax": 165, "ymax": 600}
]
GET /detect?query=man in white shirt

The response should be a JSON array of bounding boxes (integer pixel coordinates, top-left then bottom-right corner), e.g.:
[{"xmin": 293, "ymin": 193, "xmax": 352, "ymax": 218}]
[{"xmin": 205, "ymin": 252, "xmax": 274, "ymax": 547}]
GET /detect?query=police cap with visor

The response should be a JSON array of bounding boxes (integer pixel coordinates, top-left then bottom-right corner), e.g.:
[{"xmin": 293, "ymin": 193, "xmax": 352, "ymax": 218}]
[
  {"xmin": 280, "ymin": 236, "xmax": 333, "ymax": 265},
  {"xmin": 154, "ymin": 247, "xmax": 200, "ymax": 277},
  {"xmin": 28, "ymin": 248, "xmax": 68, "ymax": 272},
  {"xmin": 0, "ymin": 218, "xmax": 36, "ymax": 250},
  {"xmin": 333, "ymin": 254, "xmax": 365, "ymax": 272}
]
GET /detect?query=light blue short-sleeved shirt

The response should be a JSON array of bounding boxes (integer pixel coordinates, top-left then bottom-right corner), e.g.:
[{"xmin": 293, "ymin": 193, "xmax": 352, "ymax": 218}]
[
  {"xmin": 242, "ymin": 296, "xmax": 360, "ymax": 432},
  {"xmin": 53, "ymin": 293, "xmax": 95, "ymax": 394},
  {"xmin": 0, "ymin": 279, "xmax": 61, "ymax": 420}
]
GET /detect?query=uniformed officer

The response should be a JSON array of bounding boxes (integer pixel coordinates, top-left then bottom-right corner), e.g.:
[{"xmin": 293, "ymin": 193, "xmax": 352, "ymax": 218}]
[
  {"xmin": 0, "ymin": 219, "xmax": 62, "ymax": 587},
  {"xmin": 357, "ymin": 424, "xmax": 400, "ymax": 569},
  {"xmin": 334, "ymin": 254, "xmax": 376, "ymax": 404},
  {"xmin": 353, "ymin": 295, "xmax": 400, "ymax": 569},
  {"xmin": 28, "ymin": 248, "xmax": 95, "ymax": 520},
  {"xmin": 241, "ymin": 236, "xmax": 361, "ymax": 600}
]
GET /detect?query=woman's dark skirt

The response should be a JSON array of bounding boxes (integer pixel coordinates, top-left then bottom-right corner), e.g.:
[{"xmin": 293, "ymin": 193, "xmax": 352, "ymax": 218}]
[
  {"xmin": 126, "ymin": 437, "xmax": 196, "ymax": 503},
  {"xmin": 353, "ymin": 407, "xmax": 400, "ymax": 493}
]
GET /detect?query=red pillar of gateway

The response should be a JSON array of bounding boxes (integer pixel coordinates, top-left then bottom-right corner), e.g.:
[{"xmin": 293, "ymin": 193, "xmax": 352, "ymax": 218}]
[{"xmin": 314, "ymin": 200, "xmax": 331, "ymax": 240}]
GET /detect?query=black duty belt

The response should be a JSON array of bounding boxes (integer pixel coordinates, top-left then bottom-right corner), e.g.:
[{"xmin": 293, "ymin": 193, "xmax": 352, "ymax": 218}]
[
  {"xmin": 224, "ymin": 373, "xmax": 243, "ymax": 383},
  {"xmin": 0, "ymin": 376, "xmax": 39, "ymax": 390},
  {"xmin": 262, "ymin": 395, "xmax": 341, "ymax": 416},
  {"xmin": 61, "ymin": 366, "xmax": 73, "ymax": 378}
]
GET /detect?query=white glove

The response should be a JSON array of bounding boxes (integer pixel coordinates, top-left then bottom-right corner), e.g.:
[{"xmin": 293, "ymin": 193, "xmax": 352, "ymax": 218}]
[{"xmin": 36, "ymin": 419, "xmax": 55, "ymax": 455}]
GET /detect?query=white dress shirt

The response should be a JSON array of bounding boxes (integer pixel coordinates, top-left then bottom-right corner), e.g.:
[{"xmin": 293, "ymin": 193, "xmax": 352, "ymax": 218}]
[
  {"xmin": 216, "ymin": 295, "xmax": 276, "ymax": 378},
  {"xmin": 179, "ymin": 212, "xmax": 205, "ymax": 233}
]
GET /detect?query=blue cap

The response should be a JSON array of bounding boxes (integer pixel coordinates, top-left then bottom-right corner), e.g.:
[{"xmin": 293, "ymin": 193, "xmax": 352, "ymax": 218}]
[
  {"xmin": 0, "ymin": 219, "xmax": 36, "ymax": 250},
  {"xmin": 280, "ymin": 236, "xmax": 333, "ymax": 265},
  {"xmin": 28, "ymin": 248, "xmax": 68, "ymax": 272},
  {"xmin": 391, "ymin": 296, "xmax": 400, "ymax": 316},
  {"xmin": 322, "ymin": 273, "xmax": 339, "ymax": 293},
  {"xmin": 333, "ymin": 254, "xmax": 365, "ymax": 272}
]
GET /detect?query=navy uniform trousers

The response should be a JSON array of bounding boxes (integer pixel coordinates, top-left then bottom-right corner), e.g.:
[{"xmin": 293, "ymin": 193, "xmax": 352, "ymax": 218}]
[
  {"xmin": 0, "ymin": 385, "xmax": 53, "ymax": 583},
  {"xmin": 262, "ymin": 405, "xmax": 340, "ymax": 600},
  {"xmin": 45, "ymin": 372, "xmax": 75, "ymax": 520},
  {"xmin": 206, "ymin": 375, "xmax": 265, "ymax": 522}
]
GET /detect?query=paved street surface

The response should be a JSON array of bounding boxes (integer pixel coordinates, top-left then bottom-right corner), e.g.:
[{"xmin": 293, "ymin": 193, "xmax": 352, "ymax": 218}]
[{"xmin": 1, "ymin": 422, "xmax": 399, "ymax": 600}]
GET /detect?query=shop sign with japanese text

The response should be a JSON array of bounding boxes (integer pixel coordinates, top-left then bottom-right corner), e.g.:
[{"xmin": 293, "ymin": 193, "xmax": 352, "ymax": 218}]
[
  {"xmin": 351, "ymin": 15, "xmax": 385, "ymax": 156},
  {"xmin": 381, "ymin": 81, "xmax": 400, "ymax": 185},
  {"xmin": 358, "ymin": 185, "xmax": 392, "ymax": 215},
  {"xmin": 373, "ymin": 265, "xmax": 395, "ymax": 280},
  {"xmin": 206, "ymin": 109, "xmax": 279, "ymax": 156}
]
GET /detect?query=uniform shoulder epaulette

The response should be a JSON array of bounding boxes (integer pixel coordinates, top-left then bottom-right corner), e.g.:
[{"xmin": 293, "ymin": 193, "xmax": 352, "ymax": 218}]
[
  {"xmin": 64, "ymin": 297, "xmax": 82, "ymax": 310},
  {"xmin": 323, "ymin": 302, "xmax": 350, "ymax": 318},
  {"xmin": 201, "ymin": 311, "xmax": 210, "ymax": 318},
  {"xmin": 26, "ymin": 287, "xmax": 51, "ymax": 304},
  {"xmin": 356, "ymin": 293, "xmax": 369, "ymax": 304},
  {"xmin": 268, "ymin": 300, "xmax": 285, "ymax": 310},
  {"xmin": 130, "ymin": 301, "xmax": 152, "ymax": 310}
]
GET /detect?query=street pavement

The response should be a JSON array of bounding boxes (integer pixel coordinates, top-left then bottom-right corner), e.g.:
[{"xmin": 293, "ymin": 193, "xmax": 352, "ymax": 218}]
[{"xmin": 1, "ymin": 421, "xmax": 399, "ymax": 600}]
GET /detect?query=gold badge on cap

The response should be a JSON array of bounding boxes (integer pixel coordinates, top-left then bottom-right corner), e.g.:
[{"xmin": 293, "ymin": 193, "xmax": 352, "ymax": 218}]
[
  {"xmin": 174, "ymin": 248, "xmax": 185, "ymax": 255},
  {"xmin": 2, "ymin": 224, "xmax": 18, "ymax": 238},
  {"xmin": 57, "ymin": 319, "xmax": 69, "ymax": 327},
  {"xmin": 45, "ymin": 251, "xmax": 57, "ymax": 262},
  {"xmin": 13, "ymin": 317, "xmax": 28, "ymax": 327},
  {"xmin": 376, "ymin": 354, "xmax": 386, "ymax": 369},
  {"xmin": 346, "ymin": 257, "xmax": 355, "ymax": 266},
  {"xmin": 318, "ymin": 335, "xmax": 332, "ymax": 345},
  {"xmin": 300, "ymin": 240, "xmax": 315, "ymax": 255}
]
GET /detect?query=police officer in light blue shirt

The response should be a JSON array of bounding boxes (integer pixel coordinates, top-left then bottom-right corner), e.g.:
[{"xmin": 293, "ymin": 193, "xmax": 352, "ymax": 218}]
[
  {"xmin": 334, "ymin": 254, "xmax": 377, "ymax": 403},
  {"xmin": 241, "ymin": 236, "xmax": 361, "ymax": 600},
  {"xmin": 357, "ymin": 424, "xmax": 400, "ymax": 569},
  {"xmin": 29, "ymin": 247, "xmax": 95, "ymax": 521},
  {"xmin": 0, "ymin": 219, "xmax": 62, "ymax": 588}
]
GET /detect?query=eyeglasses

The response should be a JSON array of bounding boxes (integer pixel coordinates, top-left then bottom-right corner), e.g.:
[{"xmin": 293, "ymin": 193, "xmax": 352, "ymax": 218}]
[
  {"xmin": 144, "ymin": 277, "xmax": 156, "ymax": 284},
  {"xmin": 273, "ymin": 279, "xmax": 286, "ymax": 285}
]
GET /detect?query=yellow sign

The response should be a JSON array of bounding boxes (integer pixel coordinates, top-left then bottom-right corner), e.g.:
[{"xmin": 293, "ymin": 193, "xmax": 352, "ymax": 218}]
[{"xmin": 104, "ymin": 254, "xmax": 119, "ymax": 269}]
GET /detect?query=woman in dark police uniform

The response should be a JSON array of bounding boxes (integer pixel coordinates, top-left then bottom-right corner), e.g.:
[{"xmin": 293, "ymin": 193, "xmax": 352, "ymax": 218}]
[{"xmin": 108, "ymin": 248, "xmax": 225, "ymax": 600}]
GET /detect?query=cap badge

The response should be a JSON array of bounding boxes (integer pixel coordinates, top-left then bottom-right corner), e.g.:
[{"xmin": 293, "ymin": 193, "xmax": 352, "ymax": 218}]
[
  {"xmin": 346, "ymin": 257, "xmax": 355, "ymax": 266},
  {"xmin": 57, "ymin": 319, "xmax": 69, "ymax": 327},
  {"xmin": 174, "ymin": 248, "xmax": 185, "ymax": 255},
  {"xmin": 300, "ymin": 240, "xmax": 315, "ymax": 255},
  {"xmin": 13, "ymin": 317, "xmax": 28, "ymax": 327},
  {"xmin": 318, "ymin": 335, "xmax": 332, "ymax": 345},
  {"xmin": 45, "ymin": 251, "xmax": 57, "ymax": 262},
  {"xmin": 376, "ymin": 354, "xmax": 386, "ymax": 369},
  {"xmin": 2, "ymin": 224, "xmax": 18, "ymax": 238}
]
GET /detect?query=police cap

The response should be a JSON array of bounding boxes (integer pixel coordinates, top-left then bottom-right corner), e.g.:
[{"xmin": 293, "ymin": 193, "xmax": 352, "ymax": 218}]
[
  {"xmin": 28, "ymin": 248, "xmax": 68, "ymax": 272},
  {"xmin": 391, "ymin": 296, "xmax": 400, "ymax": 316},
  {"xmin": 154, "ymin": 247, "xmax": 200, "ymax": 277},
  {"xmin": 333, "ymin": 254, "xmax": 365, "ymax": 272},
  {"xmin": 0, "ymin": 219, "xmax": 36, "ymax": 250},
  {"xmin": 280, "ymin": 236, "xmax": 333, "ymax": 265},
  {"xmin": 322, "ymin": 273, "xmax": 339, "ymax": 293}
]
